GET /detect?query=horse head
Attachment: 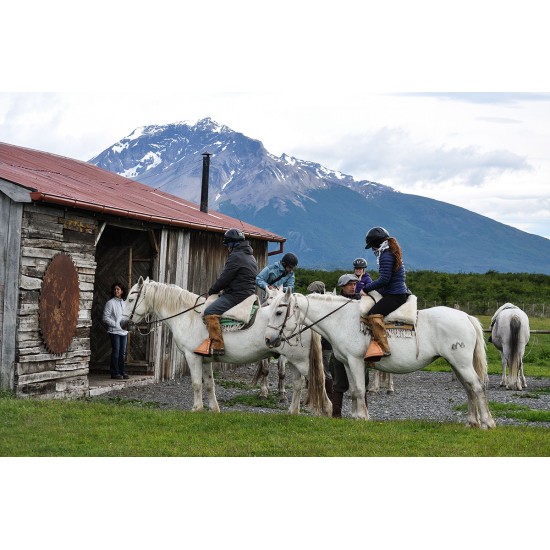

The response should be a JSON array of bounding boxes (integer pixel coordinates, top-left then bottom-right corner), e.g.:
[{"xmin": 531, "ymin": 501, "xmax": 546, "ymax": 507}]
[
  {"xmin": 264, "ymin": 287, "xmax": 295, "ymax": 348},
  {"xmin": 120, "ymin": 276, "xmax": 150, "ymax": 330}
]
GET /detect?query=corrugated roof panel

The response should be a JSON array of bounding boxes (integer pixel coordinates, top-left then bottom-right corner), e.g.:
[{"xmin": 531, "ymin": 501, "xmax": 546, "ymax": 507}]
[{"xmin": 0, "ymin": 142, "xmax": 284, "ymax": 242}]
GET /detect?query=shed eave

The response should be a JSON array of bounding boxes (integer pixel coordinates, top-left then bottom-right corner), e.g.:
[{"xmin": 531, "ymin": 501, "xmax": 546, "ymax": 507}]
[{"xmin": 29, "ymin": 192, "xmax": 285, "ymax": 243}]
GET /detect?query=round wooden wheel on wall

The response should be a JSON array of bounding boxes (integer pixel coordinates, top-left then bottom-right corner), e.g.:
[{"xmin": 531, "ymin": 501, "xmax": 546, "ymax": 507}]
[{"xmin": 39, "ymin": 252, "xmax": 80, "ymax": 355}]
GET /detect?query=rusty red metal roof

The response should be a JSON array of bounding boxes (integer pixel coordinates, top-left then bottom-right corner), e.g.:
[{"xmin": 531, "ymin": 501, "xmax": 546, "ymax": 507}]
[{"xmin": 0, "ymin": 141, "xmax": 285, "ymax": 242}]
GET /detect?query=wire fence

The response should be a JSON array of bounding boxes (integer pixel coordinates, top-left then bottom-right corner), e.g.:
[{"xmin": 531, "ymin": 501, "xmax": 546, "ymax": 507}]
[{"xmin": 418, "ymin": 301, "xmax": 549, "ymax": 318}]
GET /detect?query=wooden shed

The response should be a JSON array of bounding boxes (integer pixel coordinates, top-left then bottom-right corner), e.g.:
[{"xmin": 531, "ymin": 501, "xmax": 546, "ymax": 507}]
[{"xmin": 0, "ymin": 142, "xmax": 285, "ymax": 399}]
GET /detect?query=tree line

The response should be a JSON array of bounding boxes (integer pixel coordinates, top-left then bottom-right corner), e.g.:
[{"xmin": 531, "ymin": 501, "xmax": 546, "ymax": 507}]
[{"xmin": 294, "ymin": 268, "xmax": 550, "ymax": 316}]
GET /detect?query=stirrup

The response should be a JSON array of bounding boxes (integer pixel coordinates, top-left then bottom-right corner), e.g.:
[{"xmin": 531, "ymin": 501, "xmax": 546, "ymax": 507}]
[
  {"xmin": 212, "ymin": 347, "xmax": 225, "ymax": 356},
  {"xmin": 364, "ymin": 340, "xmax": 388, "ymax": 362},
  {"xmin": 194, "ymin": 338, "xmax": 213, "ymax": 357}
]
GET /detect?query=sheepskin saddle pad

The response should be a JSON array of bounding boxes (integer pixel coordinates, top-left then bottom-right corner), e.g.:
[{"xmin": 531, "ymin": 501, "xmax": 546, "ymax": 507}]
[
  {"xmin": 360, "ymin": 291, "xmax": 417, "ymax": 335},
  {"xmin": 200, "ymin": 294, "xmax": 260, "ymax": 331}
]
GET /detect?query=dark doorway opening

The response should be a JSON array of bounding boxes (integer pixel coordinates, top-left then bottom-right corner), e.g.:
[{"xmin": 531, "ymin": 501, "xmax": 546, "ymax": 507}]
[{"xmin": 90, "ymin": 224, "xmax": 157, "ymax": 377}]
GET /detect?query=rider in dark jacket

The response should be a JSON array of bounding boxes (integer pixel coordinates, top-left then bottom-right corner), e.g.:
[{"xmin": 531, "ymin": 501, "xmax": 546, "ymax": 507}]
[
  {"xmin": 208, "ymin": 241, "xmax": 257, "ymax": 301},
  {"xmin": 194, "ymin": 228, "xmax": 258, "ymax": 357}
]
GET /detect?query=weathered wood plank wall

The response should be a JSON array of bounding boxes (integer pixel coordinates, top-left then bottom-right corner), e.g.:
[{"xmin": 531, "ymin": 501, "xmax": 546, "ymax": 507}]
[
  {"xmin": 15, "ymin": 204, "xmax": 97, "ymax": 398},
  {"xmin": 0, "ymin": 192, "xmax": 25, "ymax": 390}
]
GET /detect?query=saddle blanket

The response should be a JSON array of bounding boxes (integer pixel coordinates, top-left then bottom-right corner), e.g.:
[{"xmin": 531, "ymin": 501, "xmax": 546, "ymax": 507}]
[{"xmin": 201, "ymin": 294, "xmax": 260, "ymax": 328}]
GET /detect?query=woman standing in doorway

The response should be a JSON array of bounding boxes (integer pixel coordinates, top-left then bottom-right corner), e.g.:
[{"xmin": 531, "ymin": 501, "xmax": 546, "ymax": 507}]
[{"xmin": 103, "ymin": 282, "xmax": 129, "ymax": 379}]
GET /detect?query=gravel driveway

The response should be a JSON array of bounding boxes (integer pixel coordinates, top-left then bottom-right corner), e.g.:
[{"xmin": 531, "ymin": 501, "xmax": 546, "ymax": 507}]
[{"xmin": 93, "ymin": 362, "xmax": 550, "ymax": 427}]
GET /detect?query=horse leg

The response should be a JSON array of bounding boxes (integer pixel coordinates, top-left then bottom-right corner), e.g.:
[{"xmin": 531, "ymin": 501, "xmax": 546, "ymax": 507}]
[
  {"xmin": 277, "ymin": 356, "xmax": 288, "ymax": 403},
  {"xmin": 386, "ymin": 373, "xmax": 395, "ymax": 394},
  {"xmin": 519, "ymin": 360, "xmax": 527, "ymax": 388},
  {"xmin": 368, "ymin": 369, "xmax": 380, "ymax": 394},
  {"xmin": 253, "ymin": 358, "xmax": 270, "ymax": 399},
  {"xmin": 499, "ymin": 351, "xmax": 507, "ymax": 387},
  {"xmin": 202, "ymin": 362, "xmax": 220, "ymax": 413},
  {"xmin": 287, "ymin": 364, "xmax": 304, "ymax": 415},
  {"xmin": 185, "ymin": 354, "xmax": 206, "ymax": 412},
  {"xmin": 346, "ymin": 358, "xmax": 369, "ymax": 420},
  {"xmin": 452, "ymin": 366, "xmax": 495, "ymax": 429}
]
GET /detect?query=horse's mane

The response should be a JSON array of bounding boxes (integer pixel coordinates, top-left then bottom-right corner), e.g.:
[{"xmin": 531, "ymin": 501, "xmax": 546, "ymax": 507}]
[
  {"xmin": 146, "ymin": 280, "xmax": 203, "ymax": 312},
  {"xmin": 302, "ymin": 293, "xmax": 349, "ymax": 304}
]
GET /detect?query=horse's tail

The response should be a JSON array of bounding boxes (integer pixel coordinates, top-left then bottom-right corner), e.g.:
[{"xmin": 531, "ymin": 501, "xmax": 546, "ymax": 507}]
[
  {"xmin": 468, "ymin": 315, "xmax": 488, "ymax": 384},
  {"xmin": 508, "ymin": 315, "xmax": 522, "ymax": 386},
  {"xmin": 306, "ymin": 331, "xmax": 330, "ymax": 416}
]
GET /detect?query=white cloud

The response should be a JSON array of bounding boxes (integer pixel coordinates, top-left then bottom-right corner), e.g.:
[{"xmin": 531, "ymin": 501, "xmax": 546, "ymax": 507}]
[{"xmin": 297, "ymin": 126, "xmax": 531, "ymax": 187}]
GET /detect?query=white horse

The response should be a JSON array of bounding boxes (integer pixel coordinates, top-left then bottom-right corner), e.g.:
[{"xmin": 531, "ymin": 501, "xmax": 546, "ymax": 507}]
[
  {"xmin": 120, "ymin": 278, "xmax": 331, "ymax": 416},
  {"xmin": 490, "ymin": 303, "xmax": 530, "ymax": 390},
  {"xmin": 265, "ymin": 289, "xmax": 496, "ymax": 429}
]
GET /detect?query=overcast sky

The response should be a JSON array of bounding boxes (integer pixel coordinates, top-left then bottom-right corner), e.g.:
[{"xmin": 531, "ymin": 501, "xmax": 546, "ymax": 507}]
[{"xmin": 2, "ymin": 91, "xmax": 549, "ymax": 239}]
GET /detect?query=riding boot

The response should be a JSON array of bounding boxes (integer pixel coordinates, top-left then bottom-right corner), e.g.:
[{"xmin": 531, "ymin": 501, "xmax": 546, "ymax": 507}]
[
  {"xmin": 332, "ymin": 390, "xmax": 343, "ymax": 418},
  {"xmin": 205, "ymin": 314, "xmax": 225, "ymax": 356},
  {"xmin": 364, "ymin": 314, "xmax": 391, "ymax": 362}
]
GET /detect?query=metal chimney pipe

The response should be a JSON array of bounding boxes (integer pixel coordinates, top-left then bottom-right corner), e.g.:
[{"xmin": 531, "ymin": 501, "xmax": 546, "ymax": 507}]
[{"xmin": 200, "ymin": 152, "xmax": 211, "ymax": 213}]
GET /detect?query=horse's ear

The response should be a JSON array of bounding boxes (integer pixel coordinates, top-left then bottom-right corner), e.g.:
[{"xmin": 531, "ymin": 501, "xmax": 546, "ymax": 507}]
[
  {"xmin": 145, "ymin": 277, "xmax": 150, "ymax": 283},
  {"xmin": 285, "ymin": 287, "xmax": 292, "ymax": 298},
  {"xmin": 138, "ymin": 276, "xmax": 144, "ymax": 285}
]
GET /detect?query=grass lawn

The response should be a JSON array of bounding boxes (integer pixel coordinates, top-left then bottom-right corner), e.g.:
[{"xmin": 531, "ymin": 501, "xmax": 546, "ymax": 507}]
[{"xmin": 1, "ymin": 395, "xmax": 549, "ymax": 457}]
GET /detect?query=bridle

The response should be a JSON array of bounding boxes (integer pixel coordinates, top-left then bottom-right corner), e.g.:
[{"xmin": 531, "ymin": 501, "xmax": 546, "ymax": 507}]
[
  {"xmin": 125, "ymin": 281, "xmax": 207, "ymax": 335},
  {"xmin": 266, "ymin": 301, "xmax": 294, "ymax": 342},
  {"xmin": 268, "ymin": 293, "xmax": 355, "ymax": 343}
]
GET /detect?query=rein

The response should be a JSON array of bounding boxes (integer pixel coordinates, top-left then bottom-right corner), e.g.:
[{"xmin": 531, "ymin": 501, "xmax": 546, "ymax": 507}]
[
  {"xmin": 273, "ymin": 295, "xmax": 355, "ymax": 343},
  {"xmin": 126, "ymin": 283, "xmax": 207, "ymax": 335}
]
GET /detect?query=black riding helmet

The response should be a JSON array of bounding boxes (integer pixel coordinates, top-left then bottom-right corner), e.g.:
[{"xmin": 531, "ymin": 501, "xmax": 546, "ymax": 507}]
[
  {"xmin": 223, "ymin": 228, "xmax": 245, "ymax": 245},
  {"xmin": 353, "ymin": 257, "xmax": 367, "ymax": 268},
  {"xmin": 281, "ymin": 252, "xmax": 298, "ymax": 268},
  {"xmin": 365, "ymin": 226, "xmax": 390, "ymax": 249}
]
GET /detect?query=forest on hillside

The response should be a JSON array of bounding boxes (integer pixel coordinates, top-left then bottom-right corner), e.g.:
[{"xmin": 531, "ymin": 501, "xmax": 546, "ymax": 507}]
[{"xmin": 294, "ymin": 269, "xmax": 550, "ymax": 317}]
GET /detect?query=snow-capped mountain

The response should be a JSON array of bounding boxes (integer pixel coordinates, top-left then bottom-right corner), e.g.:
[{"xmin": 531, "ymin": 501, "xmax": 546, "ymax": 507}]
[
  {"xmin": 90, "ymin": 118, "xmax": 550, "ymax": 273},
  {"xmin": 90, "ymin": 117, "xmax": 391, "ymax": 214}
]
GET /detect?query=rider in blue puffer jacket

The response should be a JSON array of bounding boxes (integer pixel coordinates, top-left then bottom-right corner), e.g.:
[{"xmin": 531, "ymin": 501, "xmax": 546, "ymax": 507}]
[
  {"xmin": 362, "ymin": 227, "xmax": 410, "ymax": 363},
  {"xmin": 255, "ymin": 252, "xmax": 298, "ymax": 297}
]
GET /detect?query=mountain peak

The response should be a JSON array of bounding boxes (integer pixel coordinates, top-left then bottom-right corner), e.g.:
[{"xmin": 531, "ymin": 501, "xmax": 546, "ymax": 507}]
[{"xmin": 195, "ymin": 117, "xmax": 224, "ymax": 132}]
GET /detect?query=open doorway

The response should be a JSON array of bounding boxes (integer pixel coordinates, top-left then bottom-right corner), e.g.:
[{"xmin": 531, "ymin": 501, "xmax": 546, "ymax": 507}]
[{"xmin": 89, "ymin": 224, "xmax": 157, "ymax": 382}]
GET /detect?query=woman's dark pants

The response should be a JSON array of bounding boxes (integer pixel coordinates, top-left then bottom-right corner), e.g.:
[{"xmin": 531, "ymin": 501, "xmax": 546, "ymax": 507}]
[{"xmin": 109, "ymin": 333, "xmax": 128, "ymax": 376}]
